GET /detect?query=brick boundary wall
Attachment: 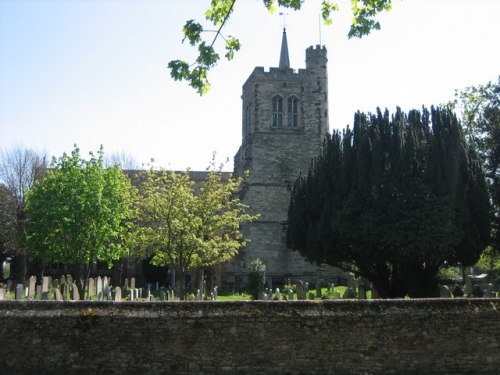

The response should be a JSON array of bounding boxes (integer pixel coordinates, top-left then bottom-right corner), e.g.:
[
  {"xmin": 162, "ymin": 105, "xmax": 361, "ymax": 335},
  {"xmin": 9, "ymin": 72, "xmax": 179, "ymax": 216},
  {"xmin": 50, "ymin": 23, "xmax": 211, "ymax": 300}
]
[{"xmin": 0, "ymin": 299, "xmax": 499, "ymax": 374}]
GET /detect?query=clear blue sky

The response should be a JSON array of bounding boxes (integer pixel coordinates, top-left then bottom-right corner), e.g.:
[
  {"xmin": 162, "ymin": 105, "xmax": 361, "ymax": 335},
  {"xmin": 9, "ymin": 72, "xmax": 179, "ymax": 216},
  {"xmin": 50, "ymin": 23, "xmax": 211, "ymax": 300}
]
[{"xmin": 1, "ymin": 0, "xmax": 499, "ymax": 171}]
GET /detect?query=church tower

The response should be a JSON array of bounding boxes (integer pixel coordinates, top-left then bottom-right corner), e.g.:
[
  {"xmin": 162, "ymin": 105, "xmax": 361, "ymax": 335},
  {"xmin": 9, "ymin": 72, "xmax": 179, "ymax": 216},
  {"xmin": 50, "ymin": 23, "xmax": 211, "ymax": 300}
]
[{"xmin": 228, "ymin": 29, "xmax": 338, "ymax": 287}]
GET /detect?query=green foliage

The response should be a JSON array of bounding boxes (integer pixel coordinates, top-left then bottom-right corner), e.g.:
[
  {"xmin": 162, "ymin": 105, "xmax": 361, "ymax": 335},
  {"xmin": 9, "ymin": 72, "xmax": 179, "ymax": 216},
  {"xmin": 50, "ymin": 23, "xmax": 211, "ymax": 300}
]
[
  {"xmin": 451, "ymin": 77, "xmax": 500, "ymax": 254},
  {"xmin": 25, "ymin": 145, "xmax": 134, "ymax": 282},
  {"xmin": 287, "ymin": 106, "xmax": 491, "ymax": 298},
  {"xmin": 134, "ymin": 168, "xmax": 258, "ymax": 291},
  {"xmin": 169, "ymin": 0, "xmax": 392, "ymax": 94},
  {"xmin": 247, "ymin": 258, "xmax": 266, "ymax": 300}
]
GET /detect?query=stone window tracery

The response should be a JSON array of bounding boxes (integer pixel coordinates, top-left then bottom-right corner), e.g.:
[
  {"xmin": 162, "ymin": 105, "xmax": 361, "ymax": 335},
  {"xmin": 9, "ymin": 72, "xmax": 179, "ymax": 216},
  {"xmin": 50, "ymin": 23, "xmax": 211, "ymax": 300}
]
[
  {"xmin": 272, "ymin": 96, "xmax": 283, "ymax": 127},
  {"xmin": 287, "ymin": 96, "xmax": 298, "ymax": 127}
]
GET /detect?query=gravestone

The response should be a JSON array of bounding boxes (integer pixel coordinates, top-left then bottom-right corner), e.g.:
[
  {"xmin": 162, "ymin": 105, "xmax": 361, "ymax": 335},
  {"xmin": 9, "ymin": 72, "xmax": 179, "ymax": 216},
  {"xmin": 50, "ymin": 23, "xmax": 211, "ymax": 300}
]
[
  {"xmin": 288, "ymin": 289, "xmax": 294, "ymax": 301},
  {"xmin": 296, "ymin": 281, "xmax": 305, "ymax": 300},
  {"xmin": 42, "ymin": 277, "xmax": 50, "ymax": 300},
  {"xmin": 213, "ymin": 286, "xmax": 218, "ymax": 301},
  {"xmin": 358, "ymin": 284, "xmax": 367, "ymax": 300},
  {"xmin": 130, "ymin": 277, "xmax": 136, "ymax": 290},
  {"xmin": 439, "ymin": 285, "xmax": 452, "ymax": 298},
  {"xmin": 59, "ymin": 275, "xmax": 66, "ymax": 287},
  {"xmin": 7, "ymin": 280, "xmax": 12, "ymax": 291},
  {"xmin": 275, "ymin": 288, "xmax": 281, "ymax": 300},
  {"xmin": 124, "ymin": 278, "xmax": 129, "ymax": 291},
  {"xmin": 96, "ymin": 276, "xmax": 103, "ymax": 297},
  {"xmin": 62, "ymin": 284, "xmax": 69, "ymax": 301},
  {"xmin": 66, "ymin": 274, "xmax": 73, "ymax": 286},
  {"xmin": 343, "ymin": 288, "xmax": 356, "ymax": 299},
  {"xmin": 114, "ymin": 287, "xmax": 122, "ymax": 302},
  {"xmin": 15, "ymin": 284, "xmax": 24, "ymax": 300},
  {"xmin": 485, "ymin": 284, "xmax": 494, "ymax": 298},
  {"xmin": 464, "ymin": 275, "xmax": 473, "ymax": 296},
  {"xmin": 0, "ymin": 288, "xmax": 5, "ymax": 301},
  {"xmin": 103, "ymin": 276, "xmax": 109, "ymax": 292},
  {"xmin": 28, "ymin": 276, "xmax": 36, "ymax": 300},
  {"xmin": 316, "ymin": 281, "xmax": 322, "ymax": 298},
  {"xmin": 330, "ymin": 283, "xmax": 335, "ymax": 294},
  {"xmin": 334, "ymin": 292, "xmax": 340, "ymax": 299},
  {"xmin": 160, "ymin": 289, "xmax": 166, "ymax": 301},
  {"xmin": 54, "ymin": 288, "xmax": 63, "ymax": 301},
  {"xmin": 129, "ymin": 289, "xmax": 135, "ymax": 301},
  {"xmin": 88, "ymin": 278, "xmax": 96, "ymax": 299},
  {"xmin": 72, "ymin": 283, "xmax": 80, "ymax": 300}
]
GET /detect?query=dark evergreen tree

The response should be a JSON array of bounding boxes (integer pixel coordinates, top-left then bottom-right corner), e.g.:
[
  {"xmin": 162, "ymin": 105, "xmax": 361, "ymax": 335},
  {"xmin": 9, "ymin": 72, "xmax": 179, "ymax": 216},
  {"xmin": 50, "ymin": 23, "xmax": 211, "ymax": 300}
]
[{"xmin": 287, "ymin": 106, "xmax": 490, "ymax": 298}]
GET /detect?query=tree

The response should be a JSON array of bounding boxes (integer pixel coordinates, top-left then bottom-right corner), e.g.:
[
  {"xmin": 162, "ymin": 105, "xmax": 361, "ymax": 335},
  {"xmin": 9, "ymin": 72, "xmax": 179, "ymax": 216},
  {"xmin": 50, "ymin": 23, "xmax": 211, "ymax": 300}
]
[
  {"xmin": 25, "ymin": 146, "xmax": 134, "ymax": 299},
  {"xmin": 105, "ymin": 150, "xmax": 140, "ymax": 170},
  {"xmin": 287, "ymin": 106, "xmax": 491, "ymax": 298},
  {"xmin": 452, "ymin": 77, "xmax": 500, "ymax": 254},
  {"xmin": 134, "ymin": 168, "xmax": 258, "ymax": 298},
  {"xmin": 169, "ymin": 0, "xmax": 392, "ymax": 94},
  {"xmin": 0, "ymin": 146, "xmax": 47, "ymax": 285}
]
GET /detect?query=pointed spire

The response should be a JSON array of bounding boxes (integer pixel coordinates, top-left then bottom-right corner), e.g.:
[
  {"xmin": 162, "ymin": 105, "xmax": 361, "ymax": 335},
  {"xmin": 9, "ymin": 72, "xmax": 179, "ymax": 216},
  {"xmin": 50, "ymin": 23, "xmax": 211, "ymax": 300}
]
[{"xmin": 279, "ymin": 28, "xmax": 290, "ymax": 71}]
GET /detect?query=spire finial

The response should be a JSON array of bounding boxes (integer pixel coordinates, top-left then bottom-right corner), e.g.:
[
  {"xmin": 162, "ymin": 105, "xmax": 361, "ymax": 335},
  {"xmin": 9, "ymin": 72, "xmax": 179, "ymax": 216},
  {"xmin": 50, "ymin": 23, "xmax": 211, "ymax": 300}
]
[{"xmin": 278, "ymin": 27, "xmax": 290, "ymax": 71}]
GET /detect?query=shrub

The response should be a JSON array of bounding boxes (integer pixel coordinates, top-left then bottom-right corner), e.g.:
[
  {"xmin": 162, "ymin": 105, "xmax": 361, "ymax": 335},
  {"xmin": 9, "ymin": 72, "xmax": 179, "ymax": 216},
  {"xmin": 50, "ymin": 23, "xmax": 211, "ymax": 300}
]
[{"xmin": 247, "ymin": 258, "xmax": 266, "ymax": 300}]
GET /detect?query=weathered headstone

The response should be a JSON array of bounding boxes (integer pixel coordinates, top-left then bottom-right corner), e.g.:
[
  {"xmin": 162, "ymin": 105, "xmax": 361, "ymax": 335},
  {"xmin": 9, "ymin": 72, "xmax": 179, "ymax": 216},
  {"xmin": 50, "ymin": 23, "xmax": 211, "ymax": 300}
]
[
  {"xmin": 42, "ymin": 277, "xmax": 50, "ymax": 300},
  {"xmin": 213, "ymin": 286, "xmax": 218, "ymax": 301},
  {"xmin": 343, "ymin": 287, "xmax": 356, "ymax": 299},
  {"xmin": 288, "ymin": 289, "xmax": 294, "ymax": 301},
  {"xmin": 159, "ymin": 289, "xmax": 167, "ymax": 301},
  {"xmin": 66, "ymin": 274, "xmax": 73, "ymax": 286},
  {"xmin": 330, "ymin": 283, "xmax": 335, "ymax": 294},
  {"xmin": 62, "ymin": 283, "xmax": 69, "ymax": 300},
  {"xmin": 72, "ymin": 283, "xmax": 80, "ymax": 300},
  {"xmin": 96, "ymin": 276, "xmax": 103, "ymax": 297},
  {"xmin": 439, "ymin": 285, "xmax": 453, "ymax": 298},
  {"xmin": 88, "ymin": 278, "xmax": 96, "ymax": 299},
  {"xmin": 130, "ymin": 277, "xmax": 136, "ymax": 290},
  {"xmin": 464, "ymin": 275, "xmax": 473, "ymax": 297},
  {"xmin": 485, "ymin": 284, "xmax": 494, "ymax": 298},
  {"xmin": 315, "ymin": 281, "xmax": 322, "ymax": 298},
  {"xmin": 124, "ymin": 278, "xmax": 129, "ymax": 291},
  {"xmin": 358, "ymin": 284, "xmax": 367, "ymax": 300},
  {"xmin": 275, "ymin": 288, "xmax": 281, "ymax": 300},
  {"xmin": 15, "ymin": 284, "xmax": 24, "ymax": 300},
  {"xmin": 114, "ymin": 287, "xmax": 122, "ymax": 302},
  {"xmin": 28, "ymin": 276, "xmax": 36, "ymax": 300},
  {"xmin": 129, "ymin": 289, "xmax": 135, "ymax": 301},
  {"xmin": 103, "ymin": 276, "xmax": 109, "ymax": 291},
  {"xmin": 54, "ymin": 288, "xmax": 63, "ymax": 301},
  {"xmin": 0, "ymin": 288, "xmax": 5, "ymax": 301},
  {"xmin": 296, "ymin": 281, "xmax": 305, "ymax": 300},
  {"xmin": 59, "ymin": 275, "xmax": 66, "ymax": 287}
]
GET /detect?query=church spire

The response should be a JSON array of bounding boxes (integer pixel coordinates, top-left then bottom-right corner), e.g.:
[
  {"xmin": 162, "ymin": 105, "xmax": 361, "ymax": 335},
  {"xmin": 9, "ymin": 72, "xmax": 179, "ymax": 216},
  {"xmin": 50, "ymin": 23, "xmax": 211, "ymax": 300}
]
[{"xmin": 279, "ymin": 28, "xmax": 290, "ymax": 71}]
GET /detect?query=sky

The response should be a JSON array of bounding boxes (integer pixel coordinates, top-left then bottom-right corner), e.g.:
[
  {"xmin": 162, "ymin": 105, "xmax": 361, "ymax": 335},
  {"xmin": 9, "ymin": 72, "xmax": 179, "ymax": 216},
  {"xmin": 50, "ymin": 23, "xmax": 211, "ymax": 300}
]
[{"xmin": 1, "ymin": 0, "xmax": 499, "ymax": 171}]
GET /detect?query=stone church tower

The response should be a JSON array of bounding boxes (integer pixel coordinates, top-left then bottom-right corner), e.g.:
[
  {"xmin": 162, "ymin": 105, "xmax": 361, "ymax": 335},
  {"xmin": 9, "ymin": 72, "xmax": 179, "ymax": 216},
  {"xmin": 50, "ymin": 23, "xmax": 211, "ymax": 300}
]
[{"xmin": 224, "ymin": 29, "xmax": 342, "ymax": 287}]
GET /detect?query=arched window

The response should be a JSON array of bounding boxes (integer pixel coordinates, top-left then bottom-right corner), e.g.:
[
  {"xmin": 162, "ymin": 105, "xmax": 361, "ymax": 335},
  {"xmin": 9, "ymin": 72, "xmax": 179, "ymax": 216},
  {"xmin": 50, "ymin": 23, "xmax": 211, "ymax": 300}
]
[
  {"xmin": 272, "ymin": 96, "xmax": 283, "ymax": 127},
  {"xmin": 287, "ymin": 96, "xmax": 298, "ymax": 128}
]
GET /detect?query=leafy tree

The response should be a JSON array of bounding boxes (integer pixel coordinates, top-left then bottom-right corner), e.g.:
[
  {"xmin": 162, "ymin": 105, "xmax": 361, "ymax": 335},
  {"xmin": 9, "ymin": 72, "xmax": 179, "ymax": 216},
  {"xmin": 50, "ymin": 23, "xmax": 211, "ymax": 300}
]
[
  {"xmin": 452, "ymin": 77, "xmax": 500, "ymax": 254},
  {"xmin": 25, "ymin": 146, "xmax": 134, "ymax": 299},
  {"xmin": 287, "ymin": 106, "xmax": 490, "ymax": 298},
  {"xmin": 134, "ymin": 168, "xmax": 257, "ymax": 298},
  {"xmin": 169, "ymin": 0, "xmax": 392, "ymax": 94},
  {"xmin": 0, "ymin": 146, "xmax": 47, "ymax": 285}
]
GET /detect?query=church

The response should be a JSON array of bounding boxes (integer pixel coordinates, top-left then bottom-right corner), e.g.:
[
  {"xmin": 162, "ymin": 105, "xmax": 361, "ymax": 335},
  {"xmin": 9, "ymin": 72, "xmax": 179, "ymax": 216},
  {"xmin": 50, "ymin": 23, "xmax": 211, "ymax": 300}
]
[{"xmin": 220, "ymin": 29, "xmax": 343, "ymax": 288}]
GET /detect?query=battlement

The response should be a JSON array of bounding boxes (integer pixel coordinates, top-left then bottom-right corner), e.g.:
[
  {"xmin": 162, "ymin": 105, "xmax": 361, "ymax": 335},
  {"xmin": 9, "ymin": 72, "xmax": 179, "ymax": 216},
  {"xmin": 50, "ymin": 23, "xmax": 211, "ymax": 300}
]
[{"xmin": 305, "ymin": 44, "xmax": 327, "ymax": 59}]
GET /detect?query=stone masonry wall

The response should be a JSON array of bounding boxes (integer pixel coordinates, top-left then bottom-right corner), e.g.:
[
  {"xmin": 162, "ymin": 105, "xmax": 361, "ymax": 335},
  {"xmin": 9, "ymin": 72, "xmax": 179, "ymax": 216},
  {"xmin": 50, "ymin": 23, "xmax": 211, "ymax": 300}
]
[{"xmin": 0, "ymin": 299, "xmax": 499, "ymax": 374}]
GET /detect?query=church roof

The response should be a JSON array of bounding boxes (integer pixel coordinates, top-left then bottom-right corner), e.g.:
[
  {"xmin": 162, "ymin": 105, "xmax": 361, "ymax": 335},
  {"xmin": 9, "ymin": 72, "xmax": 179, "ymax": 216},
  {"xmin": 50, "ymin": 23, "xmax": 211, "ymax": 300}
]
[{"xmin": 279, "ymin": 28, "xmax": 290, "ymax": 71}]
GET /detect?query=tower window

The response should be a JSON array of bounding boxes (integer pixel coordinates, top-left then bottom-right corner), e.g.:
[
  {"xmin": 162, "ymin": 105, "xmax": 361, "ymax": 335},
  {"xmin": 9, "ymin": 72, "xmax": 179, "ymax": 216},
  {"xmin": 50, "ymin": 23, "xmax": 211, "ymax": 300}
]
[
  {"xmin": 272, "ymin": 96, "xmax": 283, "ymax": 127},
  {"xmin": 287, "ymin": 96, "xmax": 298, "ymax": 127}
]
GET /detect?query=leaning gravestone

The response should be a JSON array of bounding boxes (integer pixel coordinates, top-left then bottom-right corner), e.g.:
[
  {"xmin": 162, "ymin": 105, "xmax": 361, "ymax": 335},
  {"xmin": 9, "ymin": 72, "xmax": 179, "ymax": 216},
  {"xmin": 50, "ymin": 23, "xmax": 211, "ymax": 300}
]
[
  {"xmin": 28, "ymin": 276, "xmax": 36, "ymax": 300},
  {"xmin": 439, "ymin": 285, "xmax": 453, "ymax": 298},
  {"xmin": 66, "ymin": 274, "xmax": 73, "ymax": 287},
  {"xmin": 62, "ymin": 283, "xmax": 69, "ymax": 301},
  {"xmin": 343, "ymin": 287, "xmax": 357, "ymax": 299}
]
